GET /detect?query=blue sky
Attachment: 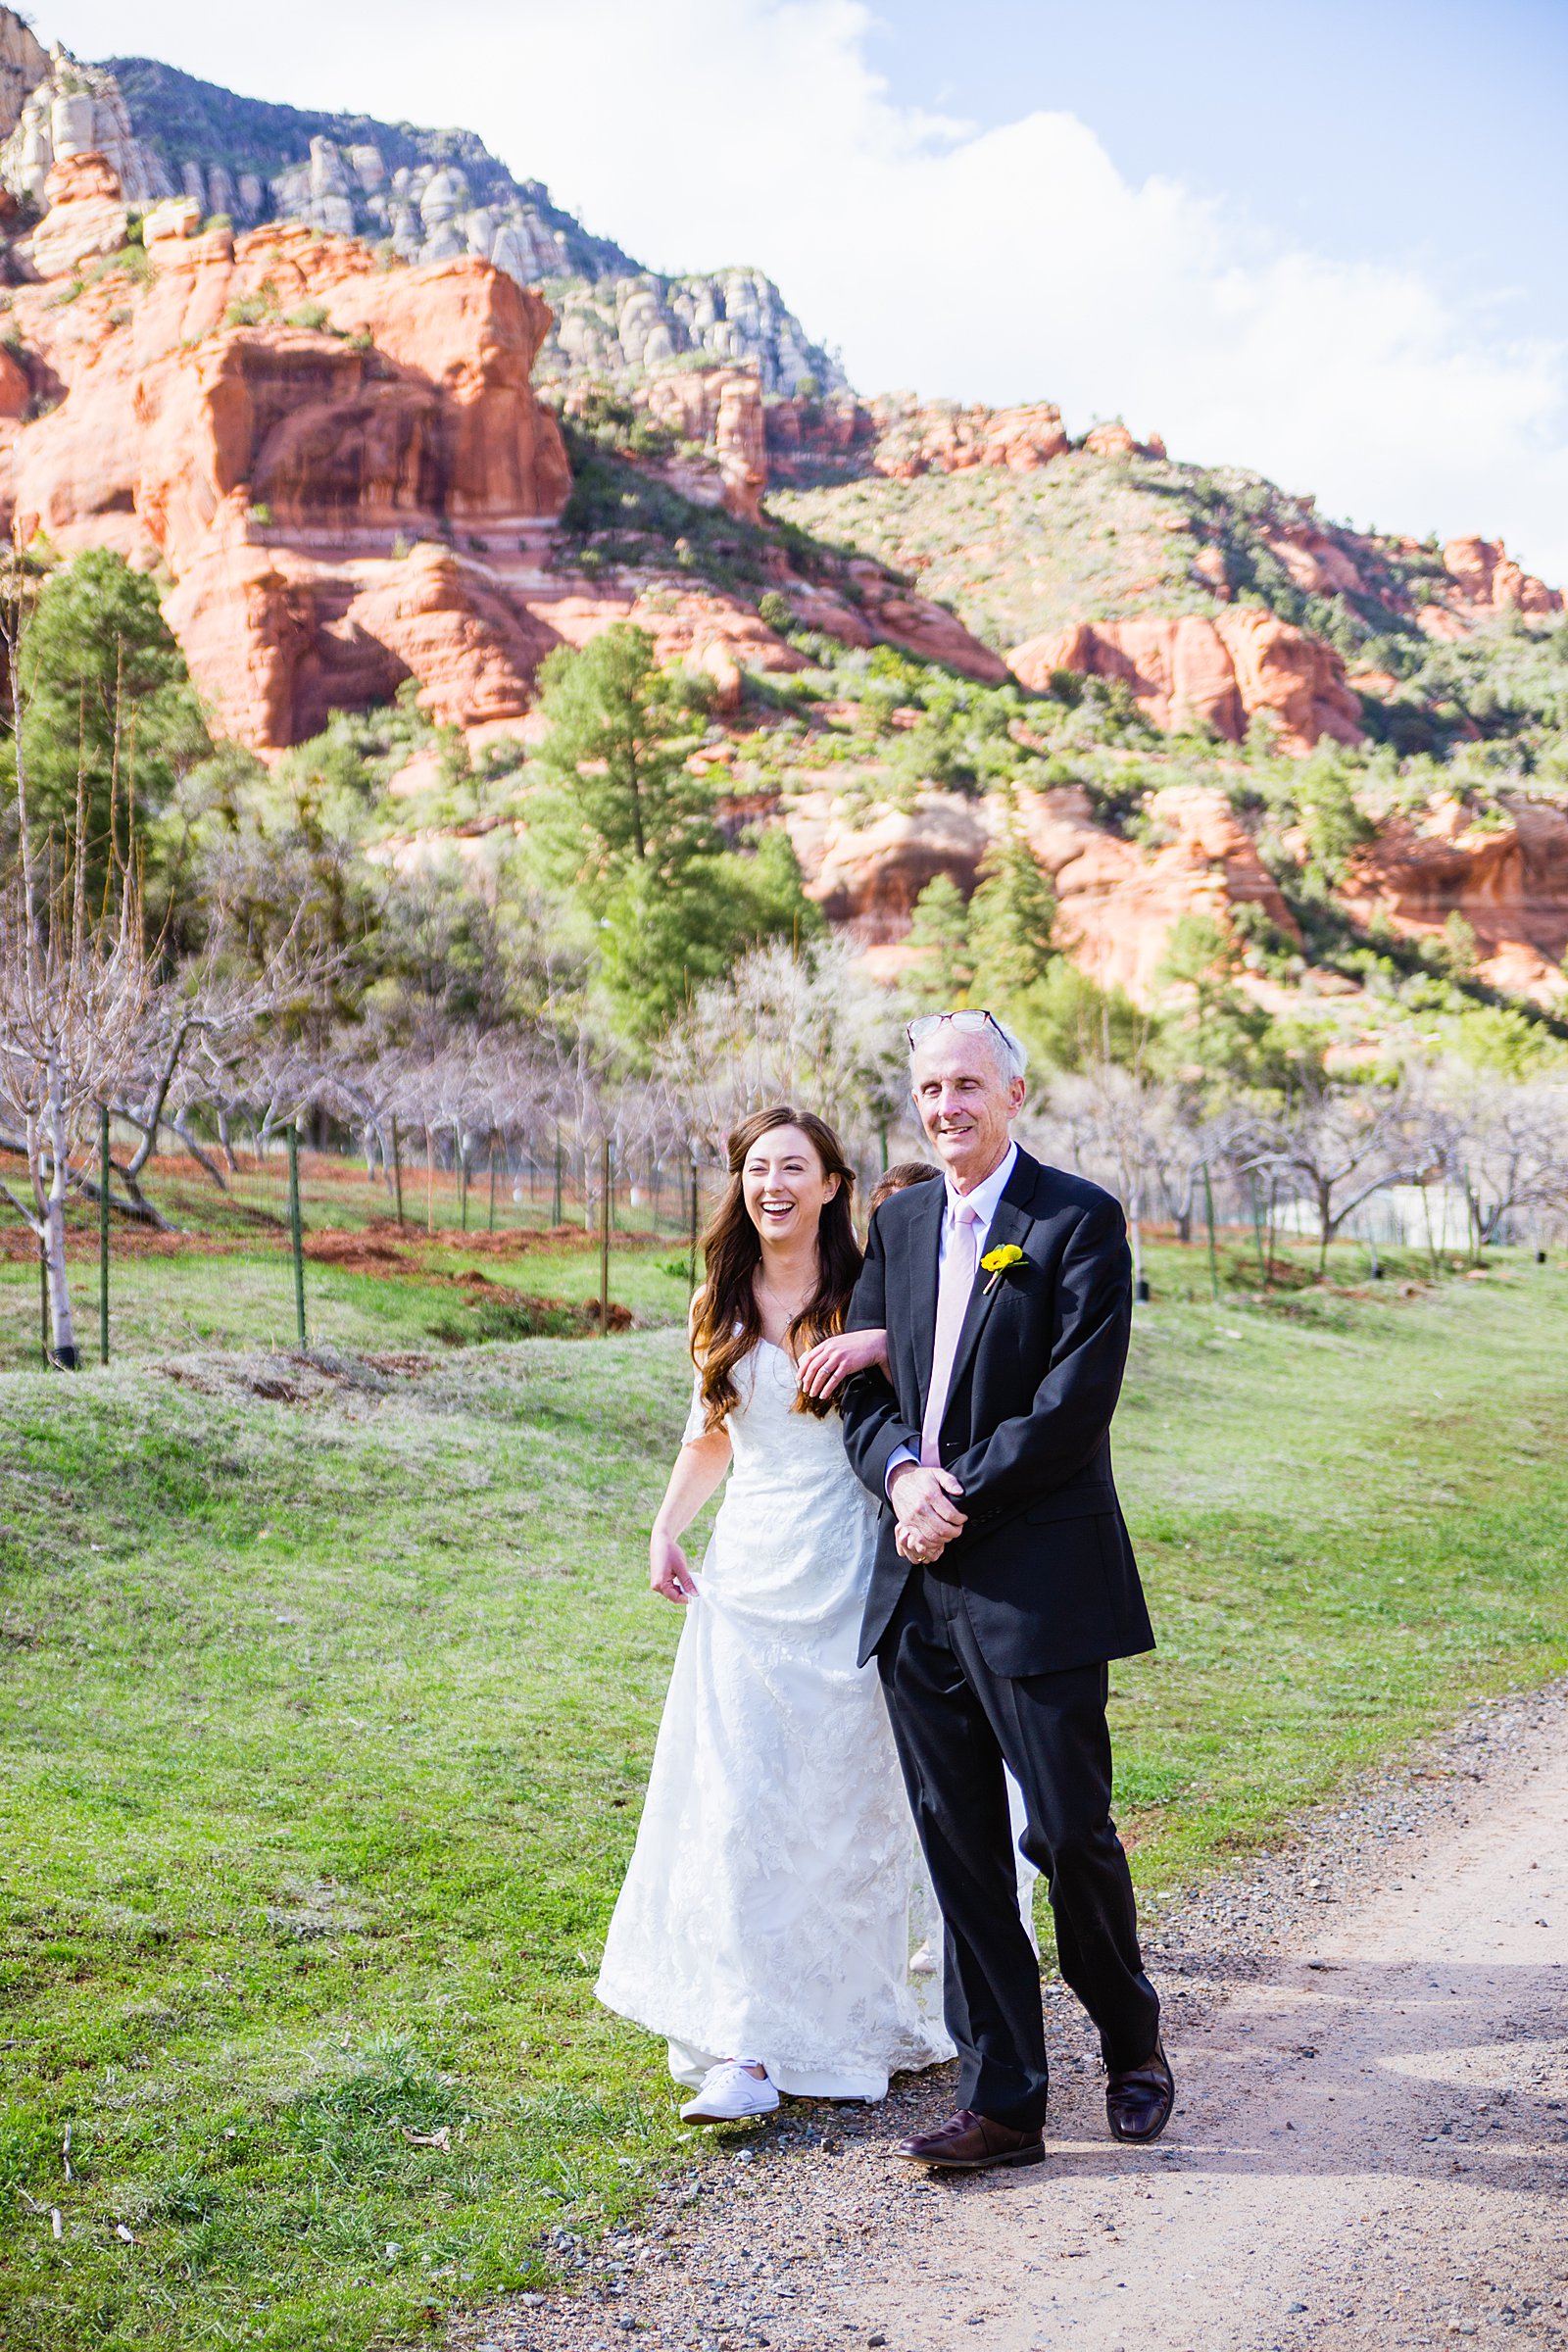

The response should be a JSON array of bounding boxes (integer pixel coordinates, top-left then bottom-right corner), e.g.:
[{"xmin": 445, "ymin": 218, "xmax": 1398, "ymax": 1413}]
[
  {"xmin": 26, "ymin": 0, "xmax": 1568, "ymax": 577},
  {"xmin": 866, "ymin": 0, "xmax": 1564, "ymax": 350}
]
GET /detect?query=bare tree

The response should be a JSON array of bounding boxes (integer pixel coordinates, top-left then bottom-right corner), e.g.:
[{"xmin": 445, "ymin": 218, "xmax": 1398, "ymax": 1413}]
[
  {"xmin": 654, "ymin": 939, "xmax": 908, "ymax": 1167},
  {"xmin": 0, "ymin": 776, "xmax": 152, "ymax": 1364},
  {"xmin": 1239, "ymin": 1069, "xmax": 1416, "ymax": 1273},
  {"xmin": 1032, "ymin": 1061, "xmax": 1171, "ymax": 1294},
  {"xmin": 1434, "ymin": 1072, "xmax": 1568, "ymax": 1250}
]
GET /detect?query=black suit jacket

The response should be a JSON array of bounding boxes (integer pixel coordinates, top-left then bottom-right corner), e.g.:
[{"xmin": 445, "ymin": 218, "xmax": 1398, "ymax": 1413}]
[{"xmin": 840, "ymin": 1146, "xmax": 1154, "ymax": 1677}]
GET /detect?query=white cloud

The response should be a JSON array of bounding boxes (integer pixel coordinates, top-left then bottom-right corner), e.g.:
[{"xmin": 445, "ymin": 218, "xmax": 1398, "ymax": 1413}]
[
  {"xmin": 34, "ymin": 0, "xmax": 1568, "ymax": 579},
  {"xmin": 499, "ymin": 0, "xmax": 1568, "ymax": 576}
]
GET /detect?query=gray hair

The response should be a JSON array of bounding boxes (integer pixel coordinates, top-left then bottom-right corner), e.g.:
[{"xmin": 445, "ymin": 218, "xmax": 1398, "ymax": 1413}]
[{"xmin": 907, "ymin": 1012, "xmax": 1029, "ymax": 1085}]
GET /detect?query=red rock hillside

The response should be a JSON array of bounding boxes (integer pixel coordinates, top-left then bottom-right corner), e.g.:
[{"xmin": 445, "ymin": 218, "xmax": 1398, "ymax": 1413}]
[
  {"xmin": 0, "ymin": 159, "xmax": 1010, "ymax": 745},
  {"xmin": 1009, "ymin": 609, "xmax": 1365, "ymax": 757},
  {"xmin": 0, "ymin": 175, "xmax": 577, "ymax": 745},
  {"xmin": 4, "ymin": 151, "xmax": 1565, "ymax": 1023}
]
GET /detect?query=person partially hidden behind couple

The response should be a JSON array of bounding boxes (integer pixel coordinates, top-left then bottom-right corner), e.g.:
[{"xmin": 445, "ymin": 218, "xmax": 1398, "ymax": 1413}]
[{"xmin": 596, "ymin": 1009, "xmax": 1173, "ymax": 2171}]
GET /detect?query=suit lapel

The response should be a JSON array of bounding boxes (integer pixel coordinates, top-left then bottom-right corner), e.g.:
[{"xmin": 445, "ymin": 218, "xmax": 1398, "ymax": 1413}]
[
  {"xmin": 939, "ymin": 1153, "xmax": 1038, "ymax": 1427},
  {"xmin": 908, "ymin": 1174, "xmax": 945, "ymax": 1424}
]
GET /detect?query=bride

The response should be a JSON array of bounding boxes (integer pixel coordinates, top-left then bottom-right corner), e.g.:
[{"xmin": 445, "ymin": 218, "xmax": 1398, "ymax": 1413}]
[{"xmin": 595, "ymin": 1105, "xmax": 954, "ymax": 2122}]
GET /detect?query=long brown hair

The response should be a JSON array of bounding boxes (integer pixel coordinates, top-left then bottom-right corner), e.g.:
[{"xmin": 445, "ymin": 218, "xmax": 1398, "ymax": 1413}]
[{"xmin": 691, "ymin": 1106, "xmax": 862, "ymax": 1431}]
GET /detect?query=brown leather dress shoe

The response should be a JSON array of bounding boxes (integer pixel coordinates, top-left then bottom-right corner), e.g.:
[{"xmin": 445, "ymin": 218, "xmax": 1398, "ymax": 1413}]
[
  {"xmin": 1105, "ymin": 2041, "xmax": 1175, "ymax": 2143},
  {"xmin": 893, "ymin": 2107, "xmax": 1046, "ymax": 2172}
]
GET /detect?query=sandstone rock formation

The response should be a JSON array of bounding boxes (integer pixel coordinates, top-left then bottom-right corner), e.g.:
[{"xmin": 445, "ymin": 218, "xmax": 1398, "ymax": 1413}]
[
  {"xmin": 1434, "ymin": 536, "xmax": 1561, "ymax": 625},
  {"xmin": 1081, "ymin": 419, "xmax": 1165, "ymax": 460},
  {"xmin": 1258, "ymin": 521, "xmax": 1368, "ymax": 599},
  {"xmin": 786, "ymin": 776, "xmax": 1300, "ymax": 1003},
  {"xmin": 865, "ymin": 399, "xmax": 1071, "ymax": 480},
  {"xmin": 0, "ymin": 31, "xmax": 840, "ymax": 399},
  {"xmin": 0, "ymin": 190, "xmax": 573, "ymax": 746},
  {"xmin": 1014, "ymin": 782, "xmax": 1298, "ymax": 1000},
  {"xmin": 642, "ymin": 368, "xmax": 768, "ymax": 524},
  {"xmin": 763, "ymin": 395, "xmax": 874, "ymax": 474},
  {"xmin": 26, "ymin": 151, "xmax": 127, "ymax": 278},
  {"xmin": 785, "ymin": 789, "xmax": 997, "ymax": 937},
  {"xmin": 1345, "ymin": 794, "xmax": 1568, "ymax": 1004},
  {"xmin": 1010, "ymin": 609, "xmax": 1364, "ymax": 754}
]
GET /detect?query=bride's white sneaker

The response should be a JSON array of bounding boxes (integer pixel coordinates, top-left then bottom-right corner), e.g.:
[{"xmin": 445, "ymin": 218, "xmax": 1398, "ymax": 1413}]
[{"xmin": 679, "ymin": 2061, "xmax": 780, "ymax": 2124}]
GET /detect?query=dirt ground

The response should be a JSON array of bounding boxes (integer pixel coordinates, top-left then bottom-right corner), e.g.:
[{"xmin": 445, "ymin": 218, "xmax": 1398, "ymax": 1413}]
[{"xmin": 455, "ymin": 1683, "xmax": 1568, "ymax": 2352}]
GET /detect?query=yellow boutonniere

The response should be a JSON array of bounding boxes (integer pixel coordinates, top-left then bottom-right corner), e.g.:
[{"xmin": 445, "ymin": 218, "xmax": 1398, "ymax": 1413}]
[{"xmin": 980, "ymin": 1243, "xmax": 1025, "ymax": 1295}]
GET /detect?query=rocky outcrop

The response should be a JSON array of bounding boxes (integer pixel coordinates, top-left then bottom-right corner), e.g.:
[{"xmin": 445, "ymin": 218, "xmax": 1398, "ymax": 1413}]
[
  {"xmin": 642, "ymin": 368, "xmax": 768, "ymax": 524},
  {"xmin": 1258, "ymin": 521, "xmax": 1369, "ymax": 599},
  {"xmin": 763, "ymin": 395, "xmax": 874, "ymax": 475},
  {"xmin": 865, "ymin": 399, "xmax": 1071, "ymax": 480},
  {"xmin": 1015, "ymin": 782, "xmax": 1298, "ymax": 999},
  {"xmin": 0, "ymin": 188, "xmax": 572, "ymax": 747},
  {"xmin": 1010, "ymin": 608, "xmax": 1364, "ymax": 754},
  {"xmin": 0, "ymin": 51, "xmax": 169, "ymax": 208},
  {"xmin": 0, "ymin": 12, "xmax": 48, "ymax": 143},
  {"xmin": 1433, "ymin": 536, "xmax": 1562, "ymax": 625},
  {"xmin": 786, "ymin": 789, "xmax": 997, "ymax": 937},
  {"xmin": 1345, "ymin": 794, "xmax": 1568, "ymax": 1004},
  {"xmin": 341, "ymin": 545, "xmax": 561, "ymax": 728},
  {"xmin": 766, "ymin": 566, "xmax": 1009, "ymax": 684},
  {"xmin": 544, "ymin": 269, "xmax": 843, "ymax": 398},
  {"xmin": 1081, "ymin": 419, "xmax": 1166, "ymax": 460},
  {"xmin": 786, "ymin": 777, "xmax": 1299, "ymax": 1000},
  {"xmin": 1, "ymin": 38, "xmax": 839, "ymax": 399},
  {"xmin": 26, "ymin": 151, "xmax": 127, "ymax": 277}
]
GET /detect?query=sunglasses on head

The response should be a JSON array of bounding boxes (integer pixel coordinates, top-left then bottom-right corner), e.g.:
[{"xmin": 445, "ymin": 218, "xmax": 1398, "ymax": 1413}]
[{"xmin": 906, "ymin": 1009, "xmax": 1007, "ymax": 1051}]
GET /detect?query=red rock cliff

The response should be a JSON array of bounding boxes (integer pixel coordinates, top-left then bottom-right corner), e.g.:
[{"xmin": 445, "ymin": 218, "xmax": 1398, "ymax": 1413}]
[
  {"xmin": 0, "ymin": 190, "xmax": 572, "ymax": 747},
  {"xmin": 1009, "ymin": 609, "xmax": 1364, "ymax": 756}
]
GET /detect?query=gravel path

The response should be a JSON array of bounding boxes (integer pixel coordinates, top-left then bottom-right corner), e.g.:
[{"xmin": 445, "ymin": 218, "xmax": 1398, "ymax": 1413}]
[{"xmin": 454, "ymin": 1684, "xmax": 1568, "ymax": 2352}]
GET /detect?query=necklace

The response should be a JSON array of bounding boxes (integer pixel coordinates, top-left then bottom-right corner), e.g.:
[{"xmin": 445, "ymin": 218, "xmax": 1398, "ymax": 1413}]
[{"xmin": 757, "ymin": 1274, "xmax": 808, "ymax": 1327}]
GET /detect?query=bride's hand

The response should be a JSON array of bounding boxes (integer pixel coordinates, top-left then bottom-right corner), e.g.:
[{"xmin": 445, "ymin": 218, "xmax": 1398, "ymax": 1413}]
[
  {"xmin": 650, "ymin": 1527, "xmax": 699, "ymax": 1604},
  {"xmin": 796, "ymin": 1327, "xmax": 889, "ymax": 1399}
]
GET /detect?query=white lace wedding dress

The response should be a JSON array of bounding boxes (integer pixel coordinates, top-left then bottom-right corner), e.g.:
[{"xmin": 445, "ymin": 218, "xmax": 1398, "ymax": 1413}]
[{"xmin": 596, "ymin": 1339, "xmax": 955, "ymax": 2099}]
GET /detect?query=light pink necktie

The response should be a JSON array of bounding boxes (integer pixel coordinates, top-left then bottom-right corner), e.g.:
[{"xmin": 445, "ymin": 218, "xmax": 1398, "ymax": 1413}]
[{"xmin": 920, "ymin": 1200, "xmax": 981, "ymax": 1467}]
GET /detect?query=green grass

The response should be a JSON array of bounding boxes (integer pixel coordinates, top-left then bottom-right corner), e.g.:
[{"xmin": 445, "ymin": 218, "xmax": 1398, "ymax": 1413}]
[{"xmin": 2, "ymin": 1253, "xmax": 1567, "ymax": 2347}]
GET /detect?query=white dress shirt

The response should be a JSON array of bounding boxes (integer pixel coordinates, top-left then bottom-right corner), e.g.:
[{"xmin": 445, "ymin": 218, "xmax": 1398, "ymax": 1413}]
[{"xmin": 886, "ymin": 1139, "xmax": 1018, "ymax": 1491}]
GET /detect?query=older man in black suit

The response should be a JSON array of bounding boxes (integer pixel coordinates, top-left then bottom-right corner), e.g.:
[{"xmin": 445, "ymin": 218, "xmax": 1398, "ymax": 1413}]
[{"xmin": 839, "ymin": 1009, "xmax": 1172, "ymax": 2172}]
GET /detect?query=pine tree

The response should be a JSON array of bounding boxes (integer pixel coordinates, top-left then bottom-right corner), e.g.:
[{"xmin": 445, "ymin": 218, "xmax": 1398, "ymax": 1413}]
[
  {"xmin": 532, "ymin": 622, "xmax": 717, "ymax": 889},
  {"xmin": 531, "ymin": 624, "xmax": 817, "ymax": 1039},
  {"xmin": 968, "ymin": 798, "xmax": 1055, "ymax": 1003},
  {"xmin": 905, "ymin": 873, "xmax": 974, "ymax": 1008},
  {"xmin": 13, "ymin": 547, "xmax": 210, "ymax": 904}
]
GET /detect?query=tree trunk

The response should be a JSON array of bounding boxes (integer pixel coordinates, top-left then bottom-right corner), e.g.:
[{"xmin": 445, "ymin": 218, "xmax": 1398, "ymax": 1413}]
[{"xmin": 42, "ymin": 1192, "xmax": 77, "ymax": 1366}]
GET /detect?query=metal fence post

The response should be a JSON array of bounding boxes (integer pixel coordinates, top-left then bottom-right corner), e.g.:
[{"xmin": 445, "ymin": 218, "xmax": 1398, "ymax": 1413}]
[
  {"xmin": 288, "ymin": 1124, "xmax": 307, "ymax": 1348},
  {"xmin": 1202, "ymin": 1161, "xmax": 1220, "ymax": 1303},
  {"xmin": 99, "ymin": 1103, "xmax": 110, "ymax": 1365},
  {"xmin": 688, "ymin": 1160, "xmax": 701, "ymax": 1297},
  {"xmin": 599, "ymin": 1136, "xmax": 612, "ymax": 1335}
]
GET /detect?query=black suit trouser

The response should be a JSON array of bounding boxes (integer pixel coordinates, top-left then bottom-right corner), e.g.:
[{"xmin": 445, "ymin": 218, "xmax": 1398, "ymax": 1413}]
[{"xmin": 876, "ymin": 1564, "xmax": 1158, "ymax": 2129}]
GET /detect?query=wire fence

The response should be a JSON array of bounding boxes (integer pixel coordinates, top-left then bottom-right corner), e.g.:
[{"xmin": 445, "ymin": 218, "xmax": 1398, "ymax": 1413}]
[
  {"xmin": 3, "ymin": 1115, "xmax": 1556, "ymax": 1375},
  {"xmin": 0, "ymin": 1125, "xmax": 737, "ymax": 1372}
]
